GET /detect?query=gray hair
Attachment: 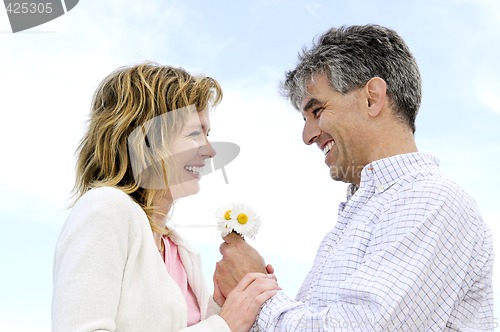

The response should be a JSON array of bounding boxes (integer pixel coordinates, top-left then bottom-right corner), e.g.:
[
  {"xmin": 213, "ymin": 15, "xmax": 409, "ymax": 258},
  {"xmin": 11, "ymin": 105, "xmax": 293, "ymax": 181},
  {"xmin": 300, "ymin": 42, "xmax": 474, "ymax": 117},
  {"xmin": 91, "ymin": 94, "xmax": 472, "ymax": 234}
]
[{"xmin": 281, "ymin": 24, "xmax": 421, "ymax": 133}]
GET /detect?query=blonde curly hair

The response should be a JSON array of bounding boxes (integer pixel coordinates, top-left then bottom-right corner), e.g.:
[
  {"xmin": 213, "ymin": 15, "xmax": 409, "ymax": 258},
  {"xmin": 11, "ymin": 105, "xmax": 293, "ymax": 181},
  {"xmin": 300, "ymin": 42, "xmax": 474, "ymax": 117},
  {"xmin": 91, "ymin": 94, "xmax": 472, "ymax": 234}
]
[{"xmin": 73, "ymin": 62, "xmax": 223, "ymax": 235}]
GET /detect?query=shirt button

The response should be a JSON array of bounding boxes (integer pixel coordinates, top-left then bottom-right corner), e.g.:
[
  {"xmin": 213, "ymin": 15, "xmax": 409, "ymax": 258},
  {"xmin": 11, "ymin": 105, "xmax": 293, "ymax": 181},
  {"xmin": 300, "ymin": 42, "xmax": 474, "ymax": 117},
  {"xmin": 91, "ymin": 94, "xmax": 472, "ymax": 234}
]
[{"xmin": 376, "ymin": 184, "xmax": 385, "ymax": 192}]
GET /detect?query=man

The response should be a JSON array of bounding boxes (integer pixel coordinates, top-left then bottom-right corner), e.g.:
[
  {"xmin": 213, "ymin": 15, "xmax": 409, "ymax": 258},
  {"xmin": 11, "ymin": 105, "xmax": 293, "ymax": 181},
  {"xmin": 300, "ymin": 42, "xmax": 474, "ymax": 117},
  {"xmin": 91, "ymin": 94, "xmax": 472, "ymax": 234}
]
[{"xmin": 215, "ymin": 24, "xmax": 494, "ymax": 331}]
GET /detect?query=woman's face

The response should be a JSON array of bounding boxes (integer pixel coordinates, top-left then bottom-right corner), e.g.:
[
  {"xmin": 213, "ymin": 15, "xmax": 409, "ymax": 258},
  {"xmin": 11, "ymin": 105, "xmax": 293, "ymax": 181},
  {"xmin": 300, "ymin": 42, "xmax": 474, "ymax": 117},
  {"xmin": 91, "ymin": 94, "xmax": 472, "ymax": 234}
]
[{"xmin": 166, "ymin": 108, "xmax": 215, "ymax": 200}]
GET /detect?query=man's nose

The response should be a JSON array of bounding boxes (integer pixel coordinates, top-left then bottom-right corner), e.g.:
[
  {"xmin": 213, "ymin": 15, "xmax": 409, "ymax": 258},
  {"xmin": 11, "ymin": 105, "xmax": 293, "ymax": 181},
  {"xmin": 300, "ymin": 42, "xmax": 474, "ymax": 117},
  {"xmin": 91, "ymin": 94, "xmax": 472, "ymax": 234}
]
[{"xmin": 302, "ymin": 120, "xmax": 321, "ymax": 145}]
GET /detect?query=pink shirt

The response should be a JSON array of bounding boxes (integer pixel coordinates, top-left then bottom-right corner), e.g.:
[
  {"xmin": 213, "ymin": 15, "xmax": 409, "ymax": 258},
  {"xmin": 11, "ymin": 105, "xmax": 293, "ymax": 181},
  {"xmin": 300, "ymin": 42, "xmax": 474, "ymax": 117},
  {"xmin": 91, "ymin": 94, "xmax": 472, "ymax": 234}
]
[{"xmin": 161, "ymin": 236, "xmax": 201, "ymax": 326}]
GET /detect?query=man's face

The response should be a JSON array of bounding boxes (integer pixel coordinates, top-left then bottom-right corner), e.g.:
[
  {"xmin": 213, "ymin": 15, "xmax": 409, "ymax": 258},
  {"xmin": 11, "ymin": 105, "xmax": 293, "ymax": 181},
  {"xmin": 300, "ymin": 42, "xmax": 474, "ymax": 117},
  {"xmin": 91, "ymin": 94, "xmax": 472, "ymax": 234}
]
[{"xmin": 300, "ymin": 73, "xmax": 369, "ymax": 185}]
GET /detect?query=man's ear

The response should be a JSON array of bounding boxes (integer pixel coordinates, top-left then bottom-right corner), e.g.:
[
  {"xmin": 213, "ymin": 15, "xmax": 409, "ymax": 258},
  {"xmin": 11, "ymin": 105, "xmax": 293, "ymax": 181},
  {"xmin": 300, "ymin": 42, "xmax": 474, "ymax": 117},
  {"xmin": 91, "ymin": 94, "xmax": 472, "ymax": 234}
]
[{"xmin": 365, "ymin": 77, "xmax": 387, "ymax": 117}]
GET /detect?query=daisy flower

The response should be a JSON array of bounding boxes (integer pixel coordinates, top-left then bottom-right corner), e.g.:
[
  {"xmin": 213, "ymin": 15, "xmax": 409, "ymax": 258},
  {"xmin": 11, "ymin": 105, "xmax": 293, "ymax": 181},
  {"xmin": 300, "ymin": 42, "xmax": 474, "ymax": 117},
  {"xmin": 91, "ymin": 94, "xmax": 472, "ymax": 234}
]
[
  {"xmin": 215, "ymin": 202, "xmax": 261, "ymax": 239},
  {"xmin": 215, "ymin": 203, "xmax": 236, "ymax": 237}
]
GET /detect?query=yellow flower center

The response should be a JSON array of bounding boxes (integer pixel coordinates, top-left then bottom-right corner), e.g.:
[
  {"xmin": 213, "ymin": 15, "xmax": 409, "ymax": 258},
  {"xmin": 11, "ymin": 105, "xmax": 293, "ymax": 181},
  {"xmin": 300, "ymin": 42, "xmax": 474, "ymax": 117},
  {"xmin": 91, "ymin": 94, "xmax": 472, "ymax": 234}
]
[
  {"xmin": 237, "ymin": 213, "xmax": 248, "ymax": 224},
  {"xmin": 224, "ymin": 210, "xmax": 232, "ymax": 220}
]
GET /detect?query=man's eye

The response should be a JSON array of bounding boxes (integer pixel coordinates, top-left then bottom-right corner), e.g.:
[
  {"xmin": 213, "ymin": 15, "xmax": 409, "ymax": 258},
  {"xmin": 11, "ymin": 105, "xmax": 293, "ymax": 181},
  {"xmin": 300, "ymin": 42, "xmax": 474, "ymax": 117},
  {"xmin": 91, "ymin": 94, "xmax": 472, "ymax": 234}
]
[{"xmin": 312, "ymin": 107, "xmax": 323, "ymax": 117}]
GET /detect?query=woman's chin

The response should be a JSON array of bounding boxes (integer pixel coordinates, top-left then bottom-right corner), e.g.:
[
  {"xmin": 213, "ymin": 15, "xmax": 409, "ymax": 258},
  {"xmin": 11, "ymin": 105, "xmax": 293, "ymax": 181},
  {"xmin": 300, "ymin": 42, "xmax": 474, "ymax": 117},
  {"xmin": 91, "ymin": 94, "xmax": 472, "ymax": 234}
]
[{"xmin": 168, "ymin": 181, "xmax": 201, "ymax": 200}]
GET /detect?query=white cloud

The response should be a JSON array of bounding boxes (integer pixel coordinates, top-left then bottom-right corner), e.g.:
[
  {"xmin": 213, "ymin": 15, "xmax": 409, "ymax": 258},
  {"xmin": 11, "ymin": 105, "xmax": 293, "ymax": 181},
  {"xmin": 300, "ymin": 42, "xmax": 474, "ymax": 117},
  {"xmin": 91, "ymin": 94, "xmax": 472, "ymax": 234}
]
[
  {"xmin": 452, "ymin": 0, "xmax": 500, "ymax": 26},
  {"xmin": 305, "ymin": 1, "xmax": 324, "ymax": 17},
  {"xmin": 476, "ymin": 77, "xmax": 500, "ymax": 114}
]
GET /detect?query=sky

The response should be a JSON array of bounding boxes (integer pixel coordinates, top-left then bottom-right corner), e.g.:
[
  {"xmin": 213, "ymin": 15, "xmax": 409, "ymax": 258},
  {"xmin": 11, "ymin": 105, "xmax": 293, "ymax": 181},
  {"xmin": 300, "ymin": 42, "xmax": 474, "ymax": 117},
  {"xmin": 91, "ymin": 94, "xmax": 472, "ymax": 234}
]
[{"xmin": 0, "ymin": 0, "xmax": 499, "ymax": 330}]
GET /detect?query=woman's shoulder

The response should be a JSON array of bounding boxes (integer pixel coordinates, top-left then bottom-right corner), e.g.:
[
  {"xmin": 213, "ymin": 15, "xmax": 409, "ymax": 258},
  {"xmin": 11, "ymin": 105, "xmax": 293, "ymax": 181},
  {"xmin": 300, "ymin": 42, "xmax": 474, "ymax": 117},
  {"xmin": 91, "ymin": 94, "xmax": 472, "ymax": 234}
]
[
  {"xmin": 68, "ymin": 186, "xmax": 146, "ymax": 229},
  {"xmin": 75, "ymin": 186, "xmax": 136, "ymax": 210},
  {"xmin": 79, "ymin": 186, "xmax": 130, "ymax": 200}
]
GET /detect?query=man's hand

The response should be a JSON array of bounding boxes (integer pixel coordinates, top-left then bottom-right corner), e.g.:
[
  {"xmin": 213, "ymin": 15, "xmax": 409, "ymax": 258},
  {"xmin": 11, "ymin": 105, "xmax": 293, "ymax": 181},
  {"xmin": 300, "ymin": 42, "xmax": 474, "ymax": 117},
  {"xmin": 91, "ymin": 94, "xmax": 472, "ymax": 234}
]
[{"xmin": 215, "ymin": 232, "xmax": 268, "ymax": 297}]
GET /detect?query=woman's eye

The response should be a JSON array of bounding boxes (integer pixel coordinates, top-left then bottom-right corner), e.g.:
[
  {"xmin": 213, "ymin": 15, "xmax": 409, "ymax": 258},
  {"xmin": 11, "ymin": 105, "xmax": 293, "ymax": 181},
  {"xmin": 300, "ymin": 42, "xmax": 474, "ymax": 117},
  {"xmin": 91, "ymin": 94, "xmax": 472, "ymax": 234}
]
[{"xmin": 189, "ymin": 131, "xmax": 201, "ymax": 139}]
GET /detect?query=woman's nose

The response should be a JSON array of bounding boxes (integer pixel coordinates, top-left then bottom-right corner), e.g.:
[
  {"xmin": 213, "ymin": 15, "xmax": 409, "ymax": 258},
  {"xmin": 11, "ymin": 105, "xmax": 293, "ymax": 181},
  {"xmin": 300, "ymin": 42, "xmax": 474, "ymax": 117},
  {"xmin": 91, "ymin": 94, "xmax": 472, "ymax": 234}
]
[{"xmin": 202, "ymin": 137, "xmax": 216, "ymax": 158}]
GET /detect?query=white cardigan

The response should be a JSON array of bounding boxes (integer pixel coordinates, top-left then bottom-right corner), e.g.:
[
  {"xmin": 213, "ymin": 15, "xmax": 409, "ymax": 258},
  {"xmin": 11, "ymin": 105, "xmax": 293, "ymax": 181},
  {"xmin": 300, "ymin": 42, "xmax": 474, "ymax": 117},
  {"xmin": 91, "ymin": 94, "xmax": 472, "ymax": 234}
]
[{"xmin": 52, "ymin": 187, "xmax": 230, "ymax": 332}]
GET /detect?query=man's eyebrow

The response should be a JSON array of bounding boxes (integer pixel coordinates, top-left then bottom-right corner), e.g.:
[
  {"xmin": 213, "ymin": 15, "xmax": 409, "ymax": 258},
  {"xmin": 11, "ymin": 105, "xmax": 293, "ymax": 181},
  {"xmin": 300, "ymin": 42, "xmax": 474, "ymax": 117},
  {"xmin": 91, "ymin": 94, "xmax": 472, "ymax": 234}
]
[{"xmin": 302, "ymin": 98, "xmax": 322, "ymax": 113}]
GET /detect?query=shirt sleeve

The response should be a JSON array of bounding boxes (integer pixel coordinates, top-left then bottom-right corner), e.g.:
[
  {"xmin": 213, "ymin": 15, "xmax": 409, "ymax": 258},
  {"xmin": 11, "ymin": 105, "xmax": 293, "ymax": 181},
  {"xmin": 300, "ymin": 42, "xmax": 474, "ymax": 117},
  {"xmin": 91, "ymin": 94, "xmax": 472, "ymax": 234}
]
[{"xmin": 253, "ymin": 180, "xmax": 494, "ymax": 331}]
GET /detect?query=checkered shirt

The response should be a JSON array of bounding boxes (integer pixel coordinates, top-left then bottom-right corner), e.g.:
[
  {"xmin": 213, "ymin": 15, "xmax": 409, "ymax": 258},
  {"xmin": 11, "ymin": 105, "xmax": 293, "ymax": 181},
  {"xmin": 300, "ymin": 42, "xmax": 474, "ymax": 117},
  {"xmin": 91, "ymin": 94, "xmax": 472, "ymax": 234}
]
[{"xmin": 253, "ymin": 152, "xmax": 494, "ymax": 331}]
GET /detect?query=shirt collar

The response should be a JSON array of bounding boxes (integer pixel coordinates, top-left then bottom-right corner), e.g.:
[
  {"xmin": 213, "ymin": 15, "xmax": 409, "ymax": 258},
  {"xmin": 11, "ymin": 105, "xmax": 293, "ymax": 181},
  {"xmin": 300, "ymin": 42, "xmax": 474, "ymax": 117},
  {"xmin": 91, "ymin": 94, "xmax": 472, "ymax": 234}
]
[{"xmin": 347, "ymin": 152, "xmax": 440, "ymax": 199}]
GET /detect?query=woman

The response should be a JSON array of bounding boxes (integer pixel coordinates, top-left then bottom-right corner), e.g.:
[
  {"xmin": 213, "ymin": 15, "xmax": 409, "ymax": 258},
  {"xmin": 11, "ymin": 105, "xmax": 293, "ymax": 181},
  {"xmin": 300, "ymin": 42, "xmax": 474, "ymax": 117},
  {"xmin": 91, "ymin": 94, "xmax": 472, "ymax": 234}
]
[{"xmin": 52, "ymin": 62, "xmax": 278, "ymax": 332}]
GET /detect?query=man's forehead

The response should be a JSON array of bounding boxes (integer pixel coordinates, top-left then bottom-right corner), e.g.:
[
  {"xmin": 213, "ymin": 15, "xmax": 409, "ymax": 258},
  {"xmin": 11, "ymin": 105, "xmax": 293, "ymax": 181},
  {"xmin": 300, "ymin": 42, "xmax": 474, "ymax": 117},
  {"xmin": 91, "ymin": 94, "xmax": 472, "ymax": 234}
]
[
  {"xmin": 300, "ymin": 73, "xmax": 327, "ymax": 102},
  {"xmin": 306, "ymin": 72, "xmax": 329, "ymax": 89}
]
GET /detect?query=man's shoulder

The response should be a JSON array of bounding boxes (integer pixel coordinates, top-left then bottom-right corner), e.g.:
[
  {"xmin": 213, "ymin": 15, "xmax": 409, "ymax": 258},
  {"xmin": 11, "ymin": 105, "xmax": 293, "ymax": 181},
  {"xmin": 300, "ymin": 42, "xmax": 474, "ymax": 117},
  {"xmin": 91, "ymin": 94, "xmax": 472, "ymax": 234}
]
[{"xmin": 410, "ymin": 170, "xmax": 474, "ymax": 204}]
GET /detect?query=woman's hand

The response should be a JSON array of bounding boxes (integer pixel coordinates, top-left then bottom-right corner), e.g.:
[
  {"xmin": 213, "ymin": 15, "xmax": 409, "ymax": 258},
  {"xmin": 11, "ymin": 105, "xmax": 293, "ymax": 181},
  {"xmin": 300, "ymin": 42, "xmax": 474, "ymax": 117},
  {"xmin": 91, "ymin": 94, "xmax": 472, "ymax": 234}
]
[
  {"xmin": 213, "ymin": 271, "xmax": 226, "ymax": 307},
  {"xmin": 213, "ymin": 259, "xmax": 276, "ymax": 307},
  {"xmin": 219, "ymin": 272, "xmax": 280, "ymax": 332}
]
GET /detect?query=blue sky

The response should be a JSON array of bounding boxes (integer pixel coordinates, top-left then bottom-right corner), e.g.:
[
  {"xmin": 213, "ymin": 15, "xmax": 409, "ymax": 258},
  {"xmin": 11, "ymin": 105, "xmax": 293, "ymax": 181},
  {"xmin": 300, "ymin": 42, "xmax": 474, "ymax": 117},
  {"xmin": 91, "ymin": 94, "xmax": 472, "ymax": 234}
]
[{"xmin": 0, "ymin": 0, "xmax": 499, "ymax": 330}]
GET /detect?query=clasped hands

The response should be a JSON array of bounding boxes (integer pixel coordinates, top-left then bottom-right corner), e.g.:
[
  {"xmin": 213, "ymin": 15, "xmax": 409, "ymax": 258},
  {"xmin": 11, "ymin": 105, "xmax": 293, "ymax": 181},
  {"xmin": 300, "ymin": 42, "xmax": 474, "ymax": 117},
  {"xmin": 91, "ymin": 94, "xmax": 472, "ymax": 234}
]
[{"xmin": 213, "ymin": 233, "xmax": 279, "ymax": 330}]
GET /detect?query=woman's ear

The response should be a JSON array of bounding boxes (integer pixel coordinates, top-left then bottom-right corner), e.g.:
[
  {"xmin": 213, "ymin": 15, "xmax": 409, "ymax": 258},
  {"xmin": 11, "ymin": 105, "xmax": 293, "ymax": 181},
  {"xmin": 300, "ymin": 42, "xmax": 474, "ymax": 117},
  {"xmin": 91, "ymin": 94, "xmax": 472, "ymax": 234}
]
[{"xmin": 365, "ymin": 77, "xmax": 387, "ymax": 118}]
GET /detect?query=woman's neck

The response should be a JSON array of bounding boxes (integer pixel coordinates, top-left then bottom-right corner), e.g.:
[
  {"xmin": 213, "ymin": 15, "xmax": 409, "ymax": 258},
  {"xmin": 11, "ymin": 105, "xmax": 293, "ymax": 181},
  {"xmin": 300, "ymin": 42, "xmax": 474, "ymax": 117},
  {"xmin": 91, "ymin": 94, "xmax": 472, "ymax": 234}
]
[{"xmin": 152, "ymin": 192, "xmax": 174, "ymax": 227}]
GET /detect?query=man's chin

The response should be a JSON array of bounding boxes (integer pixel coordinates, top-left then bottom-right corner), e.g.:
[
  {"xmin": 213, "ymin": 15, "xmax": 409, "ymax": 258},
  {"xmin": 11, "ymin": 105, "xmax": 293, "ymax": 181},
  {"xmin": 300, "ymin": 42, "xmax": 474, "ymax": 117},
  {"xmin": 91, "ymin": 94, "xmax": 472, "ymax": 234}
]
[
  {"xmin": 328, "ymin": 165, "xmax": 352, "ymax": 184},
  {"xmin": 328, "ymin": 167, "xmax": 343, "ymax": 182},
  {"xmin": 329, "ymin": 164, "xmax": 362, "ymax": 185}
]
